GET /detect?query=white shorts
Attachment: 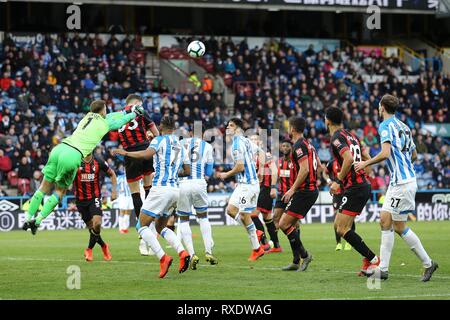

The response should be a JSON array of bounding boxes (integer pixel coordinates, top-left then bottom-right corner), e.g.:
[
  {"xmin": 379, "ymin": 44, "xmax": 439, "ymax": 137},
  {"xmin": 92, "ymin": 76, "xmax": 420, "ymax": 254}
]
[
  {"xmin": 141, "ymin": 186, "xmax": 179, "ymax": 218},
  {"xmin": 177, "ymin": 180, "xmax": 208, "ymax": 216},
  {"xmin": 381, "ymin": 181, "xmax": 417, "ymax": 222},
  {"xmin": 117, "ymin": 195, "xmax": 134, "ymax": 211},
  {"xmin": 229, "ymin": 183, "xmax": 260, "ymax": 213}
]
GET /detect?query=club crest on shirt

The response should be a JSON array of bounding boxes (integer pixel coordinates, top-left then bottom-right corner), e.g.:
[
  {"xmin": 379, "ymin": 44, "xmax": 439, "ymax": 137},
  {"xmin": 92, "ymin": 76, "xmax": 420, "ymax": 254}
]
[
  {"xmin": 333, "ymin": 139, "xmax": 341, "ymax": 148},
  {"xmin": 296, "ymin": 148, "xmax": 303, "ymax": 157},
  {"xmin": 381, "ymin": 130, "xmax": 388, "ymax": 138}
]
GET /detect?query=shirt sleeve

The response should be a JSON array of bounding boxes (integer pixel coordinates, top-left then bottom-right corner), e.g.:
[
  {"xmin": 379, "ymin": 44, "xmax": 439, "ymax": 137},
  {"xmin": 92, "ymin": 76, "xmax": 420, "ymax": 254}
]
[
  {"xmin": 378, "ymin": 122, "xmax": 392, "ymax": 144},
  {"xmin": 95, "ymin": 155, "xmax": 110, "ymax": 174},
  {"xmin": 106, "ymin": 111, "xmax": 136, "ymax": 131},
  {"xmin": 332, "ymin": 134, "xmax": 350, "ymax": 156},
  {"xmin": 232, "ymin": 139, "xmax": 245, "ymax": 162},
  {"xmin": 409, "ymin": 135, "xmax": 416, "ymax": 152},
  {"xmin": 149, "ymin": 137, "xmax": 161, "ymax": 152},
  {"xmin": 294, "ymin": 143, "xmax": 308, "ymax": 164}
]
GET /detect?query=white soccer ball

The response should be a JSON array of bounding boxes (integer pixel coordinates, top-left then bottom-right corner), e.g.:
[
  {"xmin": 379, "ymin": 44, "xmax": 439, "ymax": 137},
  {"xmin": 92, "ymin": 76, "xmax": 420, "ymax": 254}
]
[{"xmin": 187, "ymin": 40, "xmax": 206, "ymax": 58}]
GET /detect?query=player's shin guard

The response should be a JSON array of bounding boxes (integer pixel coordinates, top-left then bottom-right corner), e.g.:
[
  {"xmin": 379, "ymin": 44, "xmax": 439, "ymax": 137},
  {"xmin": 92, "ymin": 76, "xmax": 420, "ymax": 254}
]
[
  {"xmin": 149, "ymin": 221, "xmax": 158, "ymax": 235},
  {"xmin": 35, "ymin": 193, "xmax": 60, "ymax": 225},
  {"xmin": 198, "ymin": 216, "xmax": 213, "ymax": 254},
  {"xmin": 26, "ymin": 189, "xmax": 44, "ymax": 221},
  {"xmin": 251, "ymin": 215, "xmax": 267, "ymax": 244},
  {"xmin": 343, "ymin": 230, "xmax": 376, "ymax": 262},
  {"xmin": 380, "ymin": 229, "xmax": 395, "ymax": 272},
  {"xmin": 178, "ymin": 220, "xmax": 195, "ymax": 256},
  {"xmin": 161, "ymin": 227, "xmax": 184, "ymax": 254},
  {"xmin": 283, "ymin": 226, "xmax": 305, "ymax": 264},
  {"xmin": 88, "ymin": 229, "xmax": 98, "ymax": 249},
  {"xmin": 138, "ymin": 226, "xmax": 165, "ymax": 259},
  {"xmin": 264, "ymin": 218, "xmax": 280, "ymax": 247},
  {"xmin": 118, "ymin": 215, "xmax": 123, "ymax": 230},
  {"xmin": 401, "ymin": 228, "xmax": 432, "ymax": 268},
  {"xmin": 245, "ymin": 223, "xmax": 260, "ymax": 250},
  {"xmin": 123, "ymin": 214, "xmax": 130, "ymax": 229},
  {"xmin": 89, "ymin": 228, "xmax": 105, "ymax": 247},
  {"xmin": 131, "ymin": 193, "xmax": 143, "ymax": 219}
]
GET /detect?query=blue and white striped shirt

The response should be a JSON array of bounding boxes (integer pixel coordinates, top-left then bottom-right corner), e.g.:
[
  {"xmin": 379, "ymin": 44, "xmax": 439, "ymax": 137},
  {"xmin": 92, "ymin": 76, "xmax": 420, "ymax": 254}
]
[
  {"xmin": 378, "ymin": 116, "xmax": 416, "ymax": 186},
  {"xmin": 149, "ymin": 134, "xmax": 189, "ymax": 187},
  {"xmin": 180, "ymin": 137, "xmax": 214, "ymax": 181},
  {"xmin": 117, "ymin": 174, "xmax": 132, "ymax": 197},
  {"xmin": 231, "ymin": 135, "xmax": 258, "ymax": 185}
]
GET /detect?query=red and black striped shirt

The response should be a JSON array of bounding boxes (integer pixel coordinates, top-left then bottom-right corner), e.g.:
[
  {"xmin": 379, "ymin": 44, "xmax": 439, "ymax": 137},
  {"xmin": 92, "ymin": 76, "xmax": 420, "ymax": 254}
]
[
  {"xmin": 278, "ymin": 155, "xmax": 295, "ymax": 195},
  {"xmin": 292, "ymin": 138, "xmax": 318, "ymax": 192},
  {"xmin": 330, "ymin": 128, "xmax": 369, "ymax": 190},
  {"xmin": 118, "ymin": 105, "xmax": 156, "ymax": 150},
  {"xmin": 256, "ymin": 154, "xmax": 274, "ymax": 188},
  {"xmin": 73, "ymin": 156, "xmax": 110, "ymax": 202},
  {"xmin": 326, "ymin": 159, "xmax": 341, "ymax": 180}
]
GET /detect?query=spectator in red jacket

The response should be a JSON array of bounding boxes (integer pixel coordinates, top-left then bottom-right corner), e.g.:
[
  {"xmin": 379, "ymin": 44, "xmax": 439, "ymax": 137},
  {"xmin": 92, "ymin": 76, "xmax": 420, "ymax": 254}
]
[
  {"xmin": 0, "ymin": 149, "xmax": 12, "ymax": 183},
  {"xmin": 363, "ymin": 121, "xmax": 378, "ymax": 137},
  {"xmin": 0, "ymin": 72, "xmax": 12, "ymax": 91}
]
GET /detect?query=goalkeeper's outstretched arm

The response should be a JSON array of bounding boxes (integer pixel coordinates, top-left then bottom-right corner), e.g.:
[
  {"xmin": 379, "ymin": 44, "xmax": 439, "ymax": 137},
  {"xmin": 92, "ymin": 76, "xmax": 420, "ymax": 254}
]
[{"xmin": 106, "ymin": 111, "xmax": 137, "ymax": 131}]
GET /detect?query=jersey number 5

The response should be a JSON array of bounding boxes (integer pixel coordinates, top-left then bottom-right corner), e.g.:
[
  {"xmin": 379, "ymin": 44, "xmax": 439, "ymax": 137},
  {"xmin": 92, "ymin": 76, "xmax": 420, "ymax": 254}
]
[{"xmin": 118, "ymin": 119, "xmax": 139, "ymax": 133}]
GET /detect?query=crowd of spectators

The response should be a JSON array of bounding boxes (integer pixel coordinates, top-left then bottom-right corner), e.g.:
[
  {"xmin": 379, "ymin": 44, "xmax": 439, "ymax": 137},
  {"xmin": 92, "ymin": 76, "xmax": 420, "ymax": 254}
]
[
  {"xmin": 0, "ymin": 34, "xmax": 449, "ymax": 199},
  {"xmin": 0, "ymin": 33, "xmax": 150, "ymax": 196},
  {"xmin": 176, "ymin": 36, "xmax": 450, "ymax": 192}
]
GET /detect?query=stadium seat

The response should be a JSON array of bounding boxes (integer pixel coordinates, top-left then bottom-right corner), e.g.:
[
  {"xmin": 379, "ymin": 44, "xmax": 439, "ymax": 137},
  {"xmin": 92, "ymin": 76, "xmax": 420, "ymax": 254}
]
[
  {"xmin": 7, "ymin": 171, "xmax": 18, "ymax": 187},
  {"xmin": 17, "ymin": 178, "xmax": 30, "ymax": 195}
]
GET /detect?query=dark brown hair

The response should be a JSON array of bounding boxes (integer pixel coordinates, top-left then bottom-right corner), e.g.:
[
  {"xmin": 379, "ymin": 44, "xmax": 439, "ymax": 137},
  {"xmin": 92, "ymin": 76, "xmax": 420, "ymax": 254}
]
[{"xmin": 90, "ymin": 100, "xmax": 106, "ymax": 114}]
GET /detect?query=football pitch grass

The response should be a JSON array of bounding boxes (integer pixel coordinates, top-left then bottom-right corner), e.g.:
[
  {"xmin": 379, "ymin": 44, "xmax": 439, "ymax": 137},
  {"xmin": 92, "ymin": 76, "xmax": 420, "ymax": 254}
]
[{"xmin": 0, "ymin": 221, "xmax": 449, "ymax": 300}]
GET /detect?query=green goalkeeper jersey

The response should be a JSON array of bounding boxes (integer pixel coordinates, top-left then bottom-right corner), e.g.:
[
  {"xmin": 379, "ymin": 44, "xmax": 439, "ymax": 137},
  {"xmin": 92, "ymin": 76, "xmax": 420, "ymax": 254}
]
[{"xmin": 63, "ymin": 111, "xmax": 136, "ymax": 158}]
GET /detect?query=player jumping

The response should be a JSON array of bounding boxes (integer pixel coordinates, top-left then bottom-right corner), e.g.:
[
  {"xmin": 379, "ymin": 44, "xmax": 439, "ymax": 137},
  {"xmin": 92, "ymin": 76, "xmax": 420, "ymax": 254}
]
[
  {"xmin": 73, "ymin": 153, "xmax": 117, "ymax": 262},
  {"xmin": 113, "ymin": 116, "xmax": 191, "ymax": 278},
  {"xmin": 217, "ymin": 118, "xmax": 265, "ymax": 261},
  {"xmin": 22, "ymin": 100, "xmax": 144, "ymax": 234},
  {"xmin": 177, "ymin": 130, "xmax": 218, "ymax": 269},
  {"xmin": 279, "ymin": 117, "xmax": 318, "ymax": 272},
  {"xmin": 355, "ymin": 94, "xmax": 438, "ymax": 281},
  {"xmin": 325, "ymin": 107, "xmax": 380, "ymax": 276},
  {"xmin": 117, "ymin": 94, "xmax": 160, "ymax": 252}
]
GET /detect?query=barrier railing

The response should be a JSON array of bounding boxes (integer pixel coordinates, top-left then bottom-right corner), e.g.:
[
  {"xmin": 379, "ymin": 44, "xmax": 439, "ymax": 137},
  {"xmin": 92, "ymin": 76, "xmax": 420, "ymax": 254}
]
[{"xmin": 4, "ymin": 189, "xmax": 449, "ymax": 210}]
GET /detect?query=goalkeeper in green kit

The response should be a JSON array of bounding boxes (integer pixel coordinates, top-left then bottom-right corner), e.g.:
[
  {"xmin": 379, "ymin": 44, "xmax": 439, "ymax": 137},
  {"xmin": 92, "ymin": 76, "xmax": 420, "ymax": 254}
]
[{"xmin": 22, "ymin": 99, "xmax": 145, "ymax": 235}]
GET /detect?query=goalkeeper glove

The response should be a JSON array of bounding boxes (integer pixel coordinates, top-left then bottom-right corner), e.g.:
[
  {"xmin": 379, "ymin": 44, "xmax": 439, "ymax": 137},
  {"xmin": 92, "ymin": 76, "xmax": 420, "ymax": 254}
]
[{"xmin": 131, "ymin": 104, "xmax": 145, "ymax": 116}]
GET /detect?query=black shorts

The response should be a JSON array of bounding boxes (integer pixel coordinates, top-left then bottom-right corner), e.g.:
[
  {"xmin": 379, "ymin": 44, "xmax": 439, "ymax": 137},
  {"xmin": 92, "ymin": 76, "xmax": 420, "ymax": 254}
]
[
  {"xmin": 338, "ymin": 183, "xmax": 371, "ymax": 216},
  {"xmin": 274, "ymin": 194, "xmax": 287, "ymax": 210},
  {"xmin": 124, "ymin": 143, "xmax": 153, "ymax": 183},
  {"xmin": 76, "ymin": 198, "xmax": 102, "ymax": 224},
  {"xmin": 285, "ymin": 189, "xmax": 319, "ymax": 219},
  {"xmin": 257, "ymin": 186, "xmax": 273, "ymax": 214}
]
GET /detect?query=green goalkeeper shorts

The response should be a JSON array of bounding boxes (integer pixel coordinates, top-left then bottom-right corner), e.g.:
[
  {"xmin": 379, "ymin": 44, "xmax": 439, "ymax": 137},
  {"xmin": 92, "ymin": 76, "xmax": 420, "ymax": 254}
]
[{"xmin": 42, "ymin": 143, "xmax": 83, "ymax": 188}]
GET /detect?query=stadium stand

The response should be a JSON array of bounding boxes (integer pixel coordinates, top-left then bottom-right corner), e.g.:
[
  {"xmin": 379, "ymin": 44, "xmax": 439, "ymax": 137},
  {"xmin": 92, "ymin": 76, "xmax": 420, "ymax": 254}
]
[{"xmin": 1, "ymin": 34, "xmax": 449, "ymax": 197}]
